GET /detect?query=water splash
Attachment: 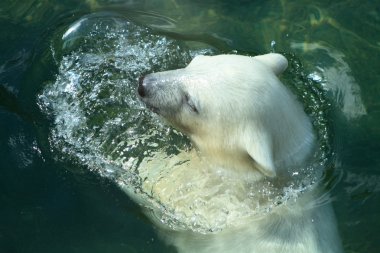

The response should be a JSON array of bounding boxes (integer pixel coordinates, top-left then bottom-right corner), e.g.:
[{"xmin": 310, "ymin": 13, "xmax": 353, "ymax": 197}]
[
  {"xmin": 270, "ymin": 40, "xmax": 276, "ymax": 52},
  {"xmin": 39, "ymin": 12, "xmax": 333, "ymax": 234},
  {"xmin": 39, "ymin": 12, "xmax": 195, "ymax": 182}
]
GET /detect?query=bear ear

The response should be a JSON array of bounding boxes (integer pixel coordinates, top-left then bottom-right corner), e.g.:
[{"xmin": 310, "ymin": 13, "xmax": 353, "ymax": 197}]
[
  {"xmin": 245, "ymin": 130, "xmax": 276, "ymax": 178},
  {"xmin": 187, "ymin": 55, "xmax": 207, "ymax": 67},
  {"xmin": 253, "ymin": 53, "xmax": 288, "ymax": 75}
]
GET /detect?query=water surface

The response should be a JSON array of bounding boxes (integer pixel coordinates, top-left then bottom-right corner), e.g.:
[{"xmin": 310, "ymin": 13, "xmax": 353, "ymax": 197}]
[{"xmin": 1, "ymin": 0, "xmax": 380, "ymax": 252}]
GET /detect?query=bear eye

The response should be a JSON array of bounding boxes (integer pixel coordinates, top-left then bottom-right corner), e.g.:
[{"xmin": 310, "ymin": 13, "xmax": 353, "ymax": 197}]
[{"xmin": 184, "ymin": 93, "xmax": 199, "ymax": 114}]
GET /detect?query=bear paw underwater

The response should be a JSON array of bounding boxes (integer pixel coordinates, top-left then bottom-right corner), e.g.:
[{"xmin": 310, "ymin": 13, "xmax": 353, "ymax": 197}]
[{"xmin": 130, "ymin": 53, "xmax": 343, "ymax": 253}]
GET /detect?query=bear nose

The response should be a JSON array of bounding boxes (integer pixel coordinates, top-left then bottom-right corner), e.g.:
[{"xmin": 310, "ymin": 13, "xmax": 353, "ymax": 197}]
[{"xmin": 138, "ymin": 76, "xmax": 146, "ymax": 97}]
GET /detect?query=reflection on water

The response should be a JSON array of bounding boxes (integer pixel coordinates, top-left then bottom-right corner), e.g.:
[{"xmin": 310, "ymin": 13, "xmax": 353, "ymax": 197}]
[
  {"xmin": 1, "ymin": 0, "xmax": 380, "ymax": 252},
  {"xmin": 291, "ymin": 42, "xmax": 367, "ymax": 120}
]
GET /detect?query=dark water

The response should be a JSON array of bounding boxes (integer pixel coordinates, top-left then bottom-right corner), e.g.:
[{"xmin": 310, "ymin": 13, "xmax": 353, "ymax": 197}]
[{"xmin": 0, "ymin": 0, "xmax": 379, "ymax": 252}]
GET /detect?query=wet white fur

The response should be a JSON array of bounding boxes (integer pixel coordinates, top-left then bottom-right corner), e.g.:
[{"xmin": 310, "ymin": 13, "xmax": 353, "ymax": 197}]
[{"xmin": 132, "ymin": 53, "xmax": 343, "ymax": 253}]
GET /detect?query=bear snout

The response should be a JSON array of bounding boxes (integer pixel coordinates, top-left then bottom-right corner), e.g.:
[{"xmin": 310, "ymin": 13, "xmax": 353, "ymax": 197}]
[
  {"xmin": 138, "ymin": 76, "xmax": 147, "ymax": 97},
  {"xmin": 138, "ymin": 75, "xmax": 160, "ymax": 98}
]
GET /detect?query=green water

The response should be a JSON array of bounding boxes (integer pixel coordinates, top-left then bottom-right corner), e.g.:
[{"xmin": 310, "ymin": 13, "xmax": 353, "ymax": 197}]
[{"xmin": 1, "ymin": 0, "xmax": 379, "ymax": 252}]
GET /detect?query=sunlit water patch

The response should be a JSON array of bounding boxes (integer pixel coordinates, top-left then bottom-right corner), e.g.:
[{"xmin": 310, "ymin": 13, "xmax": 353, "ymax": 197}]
[{"xmin": 39, "ymin": 12, "xmax": 335, "ymax": 234}]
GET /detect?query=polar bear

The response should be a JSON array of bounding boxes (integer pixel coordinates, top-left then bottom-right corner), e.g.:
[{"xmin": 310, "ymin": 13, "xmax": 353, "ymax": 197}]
[{"xmin": 134, "ymin": 53, "xmax": 343, "ymax": 253}]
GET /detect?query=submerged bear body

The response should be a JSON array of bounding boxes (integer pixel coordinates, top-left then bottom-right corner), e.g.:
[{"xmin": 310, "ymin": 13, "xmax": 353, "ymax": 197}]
[{"xmin": 124, "ymin": 53, "xmax": 343, "ymax": 253}]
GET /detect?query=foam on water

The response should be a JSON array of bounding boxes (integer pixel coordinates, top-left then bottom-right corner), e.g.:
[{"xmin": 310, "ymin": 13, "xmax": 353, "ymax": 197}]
[{"xmin": 39, "ymin": 12, "xmax": 333, "ymax": 234}]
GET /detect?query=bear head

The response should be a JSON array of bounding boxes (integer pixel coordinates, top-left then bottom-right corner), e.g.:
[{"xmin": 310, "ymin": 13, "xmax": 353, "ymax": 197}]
[{"xmin": 138, "ymin": 53, "xmax": 315, "ymax": 180}]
